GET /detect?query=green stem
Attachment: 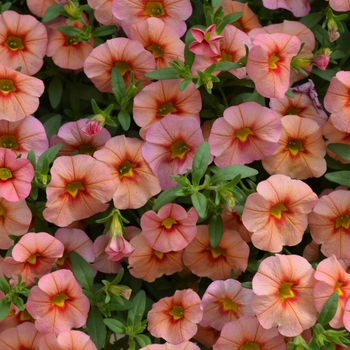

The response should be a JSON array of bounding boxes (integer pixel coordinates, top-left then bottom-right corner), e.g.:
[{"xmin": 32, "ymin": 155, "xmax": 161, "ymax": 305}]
[
  {"xmin": 218, "ymin": 87, "xmax": 228, "ymax": 108},
  {"xmin": 339, "ymin": 49, "xmax": 350, "ymax": 69}
]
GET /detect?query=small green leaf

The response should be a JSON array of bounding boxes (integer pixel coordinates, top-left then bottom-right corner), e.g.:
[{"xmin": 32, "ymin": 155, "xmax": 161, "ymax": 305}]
[
  {"xmin": 216, "ymin": 12, "xmax": 243, "ymax": 33},
  {"xmin": 192, "ymin": 142, "xmax": 210, "ymax": 187},
  {"xmin": 135, "ymin": 334, "xmax": 151, "ymax": 347},
  {"xmin": 128, "ymin": 290, "xmax": 146, "ymax": 325},
  {"xmin": 145, "ymin": 68, "xmax": 179, "ymax": 80},
  {"xmin": 87, "ymin": 307, "xmax": 106, "ymax": 350},
  {"xmin": 103, "ymin": 318, "xmax": 126, "ymax": 334},
  {"xmin": 42, "ymin": 3, "xmax": 64, "ymax": 22},
  {"xmin": 241, "ymin": 282, "xmax": 252, "ymax": 289},
  {"xmin": 191, "ymin": 192, "xmax": 207, "ymax": 218},
  {"xmin": 57, "ymin": 26, "xmax": 82, "ymax": 37},
  {"xmin": 328, "ymin": 143, "xmax": 350, "ymax": 161},
  {"xmin": 111, "ymin": 66, "xmax": 125, "ymax": 97},
  {"xmin": 0, "ymin": 277, "xmax": 9, "ymax": 294},
  {"xmin": 325, "ymin": 171, "xmax": 350, "ymax": 187},
  {"xmin": 48, "ymin": 76, "xmax": 63, "ymax": 109},
  {"xmin": 118, "ymin": 110, "xmax": 131, "ymax": 131},
  {"xmin": 179, "ymin": 79, "xmax": 192, "ymax": 91},
  {"xmin": 43, "ymin": 114, "xmax": 62, "ymax": 141},
  {"xmin": 37, "ymin": 144, "xmax": 62, "ymax": 173},
  {"xmin": 153, "ymin": 188, "xmax": 178, "ymax": 212},
  {"xmin": 212, "ymin": 0, "xmax": 222, "ymax": 7},
  {"xmin": 184, "ymin": 43, "xmax": 195, "ymax": 69},
  {"xmin": 0, "ymin": 299, "xmax": 11, "ymax": 322},
  {"xmin": 27, "ymin": 150, "xmax": 36, "ymax": 171},
  {"xmin": 300, "ymin": 12, "xmax": 324, "ymax": 28},
  {"xmin": 93, "ymin": 25, "xmax": 117, "ymax": 37},
  {"xmin": 285, "ymin": 88, "xmax": 294, "ymax": 98},
  {"xmin": 215, "ymin": 61, "xmax": 241, "ymax": 71},
  {"xmin": 318, "ymin": 292, "xmax": 339, "ymax": 326},
  {"xmin": 210, "ymin": 165, "xmax": 258, "ymax": 184},
  {"xmin": 0, "ymin": 2, "xmax": 12, "ymax": 13},
  {"xmin": 209, "ymin": 214, "xmax": 224, "ymax": 248},
  {"xmin": 70, "ymin": 252, "xmax": 94, "ymax": 291}
]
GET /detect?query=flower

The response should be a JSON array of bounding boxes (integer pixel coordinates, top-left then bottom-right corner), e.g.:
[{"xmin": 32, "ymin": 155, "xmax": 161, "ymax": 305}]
[
  {"xmin": 140, "ymin": 342, "xmax": 200, "ymax": 350},
  {"xmin": 262, "ymin": 0, "xmax": 311, "ymax": 17},
  {"xmin": 329, "ymin": 0, "xmax": 350, "ymax": 11},
  {"xmin": 193, "ymin": 325, "xmax": 220, "ymax": 348},
  {"xmin": 147, "ymin": 289, "xmax": 203, "ymax": 344},
  {"xmin": 222, "ymin": 206, "xmax": 250, "ymax": 242},
  {"xmin": 26, "ymin": 269, "xmax": 90, "ymax": 335},
  {"xmin": 189, "ymin": 24, "xmax": 223, "ymax": 57},
  {"xmin": 87, "ymin": 0, "xmax": 121, "ymax": 26},
  {"xmin": 26, "ymin": 0, "xmax": 64, "ymax": 17},
  {"xmin": 251, "ymin": 254, "xmax": 317, "ymax": 337},
  {"xmin": 81, "ymin": 120, "xmax": 103, "ymax": 137}
]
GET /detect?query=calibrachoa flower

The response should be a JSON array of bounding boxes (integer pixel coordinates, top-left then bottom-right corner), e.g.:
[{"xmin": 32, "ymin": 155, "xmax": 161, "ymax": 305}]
[
  {"xmin": 133, "ymin": 80, "xmax": 201, "ymax": 139},
  {"xmin": 193, "ymin": 325, "xmax": 220, "ymax": 348},
  {"xmin": 26, "ymin": 0, "xmax": 64, "ymax": 17},
  {"xmin": 222, "ymin": 206, "xmax": 251, "ymax": 242},
  {"xmin": 130, "ymin": 18, "xmax": 185, "ymax": 68},
  {"xmin": 0, "ymin": 11, "xmax": 48, "ymax": 75},
  {"xmin": 26, "ymin": 269, "xmax": 90, "ymax": 335},
  {"xmin": 147, "ymin": 289, "xmax": 203, "ymax": 344},
  {"xmin": 329, "ymin": 0, "xmax": 350, "ymax": 11},
  {"xmin": 140, "ymin": 342, "xmax": 200, "ymax": 350},
  {"xmin": 94, "ymin": 135, "xmax": 161, "ymax": 210},
  {"xmin": 242, "ymin": 174, "xmax": 317, "ymax": 252},
  {"xmin": 43, "ymin": 155, "xmax": 114, "ymax": 227},
  {"xmin": 189, "ymin": 24, "xmax": 223, "ymax": 57},
  {"xmin": 0, "ymin": 198, "xmax": 31, "ymax": 249},
  {"xmin": 303, "ymin": 240, "xmax": 320, "ymax": 262},
  {"xmin": 200, "ymin": 279, "xmax": 254, "ymax": 331},
  {"xmin": 262, "ymin": 0, "xmax": 311, "ymax": 17},
  {"xmin": 251, "ymin": 254, "xmax": 317, "ymax": 337},
  {"xmin": 142, "ymin": 115, "xmax": 207, "ymax": 190},
  {"xmin": 0, "ymin": 148, "xmax": 34, "ymax": 202},
  {"xmin": 0, "ymin": 63, "xmax": 44, "ymax": 122},
  {"xmin": 87, "ymin": 0, "xmax": 121, "ymax": 26},
  {"xmin": 112, "ymin": 0, "xmax": 192, "ymax": 37},
  {"xmin": 182, "ymin": 225, "xmax": 249, "ymax": 280},
  {"xmin": 213, "ymin": 316, "xmax": 286, "ymax": 350},
  {"xmin": 246, "ymin": 33, "xmax": 301, "ymax": 98},
  {"xmin": 141, "ymin": 204, "xmax": 198, "ymax": 252},
  {"xmin": 208, "ymin": 102, "xmax": 282, "ymax": 167},
  {"xmin": 262, "ymin": 115, "xmax": 327, "ymax": 180},
  {"xmin": 84, "ymin": 38, "xmax": 155, "ymax": 93},
  {"xmin": 1, "ymin": 232, "xmax": 64, "ymax": 287},
  {"xmin": 81, "ymin": 120, "xmax": 103, "ymax": 137}
]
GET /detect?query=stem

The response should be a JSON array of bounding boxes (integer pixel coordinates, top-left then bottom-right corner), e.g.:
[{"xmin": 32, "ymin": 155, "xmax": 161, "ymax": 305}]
[
  {"xmin": 218, "ymin": 87, "xmax": 228, "ymax": 108},
  {"xmin": 283, "ymin": 247, "xmax": 292, "ymax": 255},
  {"xmin": 339, "ymin": 49, "xmax": 350, "ymax": 69}
]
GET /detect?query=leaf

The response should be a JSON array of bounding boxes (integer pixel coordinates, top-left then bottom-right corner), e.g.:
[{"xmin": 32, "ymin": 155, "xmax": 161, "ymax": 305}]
[
  {"xmin": 216, "ymin": 12, "xmax": 243, "ymax": 33},
  {"xmin": 43, "ymin": 114, "xmax": 62, "ymax": 141},
  {"xmin": 57, "ymin": 26, "xmax": 82, "ymax": 37},
  {"xmin": 103, "ymin": 318, "xmax": 126, "ymax": 334},
  {"xmin": 318, "ymin": 292, "xmax": 339, "ymax": 325},
  {"xmin": 87, "ymin": 307, "xmax": 106, "ymax": 350},
  {"xmin": 179, "ymin": 79, "xmax": 192, "ymax": 91},
  {"xmin": 312, "ymin": 68, "xmax": 338, "ymax": 81},
  {"xmin": 48, "ymin": 76, "xmax": 63, "ymax": 109},
  {"xmin": 153, "ymin": 188, "xmax": 178, "ymax": 212},
  {"xmin": 37, "ymin": 144, "xmax": 62, "ymax": 173},
  {"xmin": 325, "ymin": 171, "xmax": 350, "ymax": 186},
  {"xmin": 27, "ymin": 150, "xmax": 36, "ymax": 171},
  {"xmin": 299, "ymin": 12, "xmax": 324, "ymax": 28},
  {"xmin": 215, "ymin": 61, "xmax": 241, "ymax": 71},
  {"xmin": 209, "ymin": 214, "xmax": 224, "ymax": 248},
  {"xmin": 184, "ymin": 43, "xmax": 195, "ymax": 69},
  {"xmin": 118, "ymin": 110, "xmax": 131, "ymax": 131},
  {"xmin": 212, "ymin": 0, "xmax": 222, "ymax": 7},
  {"xmin": 93, "ymin": 25, "xmax": 117, "ymax": 37},
  {"xmin": 128, "ymin": 290, "xmax": 146, "ymax": 325},
  {"xmin": 70, "ymin": 252, "xmax": 94, "ymax": 291},
  {"xmin": 135, "ymin": 335, "xmax": 151, "ymax": 347},
  {"xmin": 285, "ymin": 88, "xmax": 294, "ymax": 98},
  {"xmin": 328, "ymin": 143, "xmax": 350, "ymax": 161},
  {"xmin": 210, "ymin": 165, "xmax": 258, "ymax": 184},
  {"xmin": 192, "ymin": 142, "xmax": 210, "ymax": 187},
  {"xmin": 145, "ymin": 68, "xmax": 179, "ymax": 80},
  {"xmin": 191, "ymin": 192, "xmax": 207, "ymax": 218},
  {"xmin": 111, "ymin": 66, "xmax": 125, "ymax": 97},
  {"xmin": 0, "ymin": 277, "xmax": 9, "ymax": 294},
  {"xmin": 0, "ymin": 299, "xmax": 11, "ymax": 322},
  {"xmin": 43, "ymin": 3, "xmax": 64, "ymax": 22}
]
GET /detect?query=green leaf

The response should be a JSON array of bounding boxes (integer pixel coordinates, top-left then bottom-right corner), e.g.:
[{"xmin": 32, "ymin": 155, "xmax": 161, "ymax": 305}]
[
  {"xmin": 209, "ymin": 214, "xmax": 224, "ymax": 248},
  {"xmin": 191, "ymin": 192, "xmax": 207, "ymax": 218},
  {"xmin": 210, "ymin": 165, "xmax": 258, "ymax": 184},
  {"xmin": 118, "ymin": 110, "xmax": 131, "ymax": 131},
  {"xmin": 318, "ymin": 292, "xmax": 339, "ymax": 325},
  {"xmin": 27, "ymin": 150, "xmax": 36, "ymax": 171},
  {"xmin": 328, "ymin": 143, "xmax": 350, "ymax": 161},
  {"xmin": 128, "ymin": 290, "xmax": 146, "ymax": 325},
  {"xmin": 325, "ymin": 171, "xmax": 350, "ymax": 186},
  {"xmin": 153, "ymin": 187, "xmax": 178, "ymax": 211},
  {"xmin": 135, "ymin": 335, "xmax": 151, "ymax": 347},
  {"xmin": 93, "ymin": 25, "xmax": 117, "ymax": 37},
  {"xmin": 285, "ymin": 88, "xmax": 294, "ymax": 98},
  {"xmin": 312, "ymin": 68, "xmax": 338, "ymax": 82},
  {"xmin": 42, "ymin": 3, "xmax": 64, "ymax": 22},
  {"xmin": 212, "ymin": 0, "xmax": 222, "ymax": 7},
  {"xmin": 87, "ymin": 307, "xmax": 106, "ymax": 350},
  {"xmin": 215, "ymin": 61, "xmax": 241, "ymax": 71},
  {"xmin": 192, "ymin": 142, "xmax": 210, "ymax": 187},
  {"xmin": 43, "ymin": 114, "xmax": 62, "ymax": 141},
  {"xmin": 300, "ymin": 12, "xmax": 324, "ymax": 28},
  {"xmin": 216, "ymin": 12, "xmax": 243, "ymax": 33},
  {"xmin": 0, "ymin": 2, "xmax": 12, "ymax": 13},
  {"xmin": 179, "ymin": 79, "xmax": 192, "ymax": 91},
  {"xmin": 145, "ymin": 68, "xmax": 179, "ymax": 80},
  {"xmin": 48, "ymin": 76, "xmax": 63, "ymax": 109},
  {"xmin": 0, "ymin": 277, "xmax": 9, "ymax": 294},
  {"xmin": 184, "ymin": 43, "xmax": 195, "ymax": 69},
  {"xmin": 111, "ymin": 66, "xmax": 125, "ymax": 97},
  {"xmin": 57, "ymin": 26, "xmax": 82, "ymax": 37},
  {"xmin": 70, "ymin": 252, "xmax": 94, "ymax": 291},
  {"xmin": 0, "ymin": 299, "xmax": 11, "ymax": 322},
  {"xmin": 103, "ymin": 318, "xmax": 126, "ymax": 334},
  {"xmin": 241, "ymin": 282, "xmax": 252, "ymax": 289},
  {"xmin": 37, "ymin": 144, "xmax": 62, "ymax": 173}
]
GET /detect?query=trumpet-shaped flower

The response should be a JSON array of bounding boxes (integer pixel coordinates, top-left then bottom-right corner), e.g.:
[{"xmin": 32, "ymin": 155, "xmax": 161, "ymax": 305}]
[
  {"xmin": 193, "ymin": 325, "xmax": 220, "ymax": 348},
  {"xmin": 262, "ymin": 0, "xmax": 311, "ymax": 17},
  {"xmin": 251, "ymin": 254, "xmax": 317, "ymax": 337},
  {"xmin": 27, "ymin": 0, "xmax": 62, "ymax": 17},
  {"xmin": 87, "ymin": 0, "xmax": 121, "ymax": 26},
  {"xmin": 140, "ymin": 342, "xmax": 200, "ymax": 350},
  {"xmin": 329, "ymin": 0, "xmax": 350, "ymax": 12},
  {"xmin": 189, "ymin": 24, "xmax": 223, "ymax": 57},
  {"xmin": 222, "ymin": 206, "xmax": 250, "ymax": 242}
]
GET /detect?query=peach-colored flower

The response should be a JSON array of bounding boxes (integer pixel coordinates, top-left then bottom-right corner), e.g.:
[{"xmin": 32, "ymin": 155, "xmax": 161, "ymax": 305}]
[
  {"xmin": 182, "ymin": 225, "xmax": 249, "ymax": 280},
  {"xmin": 222, "ymin": 206, "xmax": 250, "ymax": 242},
  {"xmin": 128, "ymin": 232, "xmax": 183, "ymax": 282},
  {"xmin": 242, "ymin": 174, "xmax": 317, "ymax": 252},
  {"xmin": 84, "ymin": 38, "xmax": 155, "ymax": 93},
  {"xmin": 130, "ymin": 18, "xmax": 185, "ymax": 68},
  {"xmin": 200, "ymin": 279, "xmax": 254, "ymax": 331},
  {"xmin": 43, "ymin": 155, "xmax": 114, "ymax": 227},
  {"xmin": 140, "ymin": 342, "xmax": 200, "ymax": 350},
  {"xmin": 88, "ymin": 0, "xmax": 121, "ymax": 26},
  {"xmin": 141, "ymin": 204, "xmax": 198, "ymax": 252},
  {"xmin": 2, "ymin": 232, "xmax": 64, "ymax": 287},
  {"xmin": 0, "ymin": 198, "xmax": 31, "ymax": 249},
  {"xmin": 112, "ymin": 0, "xmax": 192, "ymax": 37},
  {"xmin": 251, "ymin": 254, "xmax": 317, "ymax": 337},
  {"xmin": 193, "ymin": 325, "xmax": 220, "ymax": 349},
  {"xmin": 105, "ymin": 225, "xmax": 135, "ymax": 262},
  {"xmin": 262, "ymin": 115, "xmax": 327, "ymax": 179},
  {"xmin": 26, "ymin": 269, "xmax": 90, "ymax": 335},
  {"xmin": 147, "ymin": 289, "xmax": 203, "ymax": 344},
  {"xmin": 0, "ymin": 63, "xmax": 44, "ymax": 122},
  {"xmin": 303, "ymin": 240, "xmax": 320, "ymax": 262},
  {"xmin": 26, "ymin": 0, "xmax": 64, "ymax": 18},
  {"xmin": 329, "ymin": 0, "xmax": 350, "ymax": 11},
  {"xmin": 189, "ymin": 24, "xmax": 223, "ymax": 57},
  {"xmin": 213, "ymin": 315, "xmax": 286, "ymax": 350},
  {"xmin": 262, "ymin": 0, "xmax": 310, "ymax": 17},
  {"xmin": 94, "ymin": 135, "xmax": 161, "ymax": 210},
  {"xmin": 208, "ymin": 102, "xmax": 282, "ymax": 167},
  {"xmin": 0, "ymin": 148, "xmax": 34, "ymax": 202},
  {"xmin": 0, "ymin": 11, "xmax": 47, "ymax": 75},
  {"xmin": 133, "ymin": 80, "xmax": 201, "ymax": 139}
]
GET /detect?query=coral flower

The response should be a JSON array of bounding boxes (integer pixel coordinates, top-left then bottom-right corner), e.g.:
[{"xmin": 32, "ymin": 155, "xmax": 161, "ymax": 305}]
[
  {"xmin": 262, "ymin": 115, "xmax": 327, "ymax": 180},
  {"xmin": 222, "ymin": 206, "xmax": 250, "ymax": 242},
  {"xmin": 200, "ymin": 279, "xmax": 254, "ymax": 331},
  {"xmin": 262, "ymin": 0, "xmax": 310, "ymax": 17},
  {"xmin": 27, "ymin": 0, "xmax": 62, "ymax": 18},
  {"xmin": 128, "ymin": 233, "xmax": 183, "ymax": 282},
  {"xmin": 50, "ymin": 118, "xmax": 111, "ymax": 156},
  {"xmin": 303, "ymin": 240, "xmax": 320, "ymax": 262},
  {"xmin": 0, "ymin": 63, "xmax": 44, "ymax": 122},
  {"xmin": 81, "ymin": 120, "xmax": 103, "ymax": 137},
  {"xmin": 0, "ymin": 11, "xmax": 47, "ymax": 75},
  {"xmin": 39, "ymin": 330, "xmax": 97, "ymax": 350},
  {"xmin": 147, "ymin": 289, "xmax": 203, "ymax": 344},
  {"xmin": 329, "ymin": 0, "xmax": 350, "ymax": 11},
  {"xmin": 142, "ymin": 115, "xmax": 207, "ymax": 190},
  {"xmin": 133, "ymin": 80, "xmax": 201, "ymax": 139},
  {"xmin": 26, "ymin": 269, "xmax": 90, "ymax": 335},
  {"xmin": 324, "ymin": 71, "xmax": 350, "ymax": 133},
  {"xmin": 0, "ymin": 115, "xmax": 48, "ymax": 159},
  {"xmin": 43, "ymin": 155, "xmax": 114, "ymax": 227},
  {"xmin": 141, "ymin": 204, "xmax": 198, "ymax": 252},
  {"xmin": 182, "ymin": 225, "xmax": 249, "ymax": 280},
  {"xmin": 308, "ymin": 190, "xmax": 350, "ymax": 259},
  {"xmin": 208, "ymin": 102, "xmax": 282, "ymax": 167},
  {"xmin": 88, "ymin": 0, "xmax": 121, "ymax": 26},
  {"xmin": 1, "ymin": 232, "xmax": 64, "ymax": 287},
  {"xmin": 251, "ymin": 254, "xmax": 317, "ymax": 337},
  {"xmin": 246, "ymin": 33, "xmax": 301, "ymax": 98},
  {"xmin": 193, "ymin": 325, "xmax": 220, "ymax": 348},
  {"xmin": 94, "ymin": 135, "xmax": 161, "ymax": 210},
  {"xmin": 242, "ymin": 174, "xmax": 317, "ymax": 252},
  {"xmin": 140, "ymin": 342, "xmax": 200, "ymax": 350},
  {"xmin": 130, "ymin": 18, "xmax": 185, "ymax": 68},
  {"xmin": 0, "ymin": 198, "xmax": 31, "ymax": 249},
  {"xmin": 0, "ymin": 148, "xmax": 34, "ymax": 202},
  {"xmin": 189, "ymin": 24, "xmax": 223, "ymax": 57},
  {"xmin": 213, "ymin": 315, "xmax": 286, "ymax": 350},
  {"xmin": 84, "ymin": 38, "xmax": 155, "ymax": 93},
  {"xmin": 112, "ymin": 0, "xmax": 192, "ymax": 37}
]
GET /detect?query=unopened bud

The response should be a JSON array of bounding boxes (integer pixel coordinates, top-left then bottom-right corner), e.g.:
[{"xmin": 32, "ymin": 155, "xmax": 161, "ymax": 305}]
[{"xmin": 108, "ymin": 285, "xmax": 132, "ymax": 300}]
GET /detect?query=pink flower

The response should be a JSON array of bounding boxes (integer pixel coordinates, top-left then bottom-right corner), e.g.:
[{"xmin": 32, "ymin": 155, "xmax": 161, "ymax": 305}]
[
  {"xmin": 262, "ymin": 0, "xmax": 311, "ymax": 17},
  {"xmin": 140, "ymin": 342, "xmax": 200, "ymax": 350},
  {"xmin": 189, "ymin": 24, "xmax": 223, "ymax": 57},
  {"xmin": 329, "ymin": 0, "xmax": 350, "ymax": 11},
  {"xmin": 87, "ymin": 0, "xmax": 121, "ymax": 26},
  {"xmin": 312, "ymin": 54, "xmax": 330, "ymax": 70},
  {"xmin": 81, "ymin": 120, "xmax": 103, "ymax": 136}
]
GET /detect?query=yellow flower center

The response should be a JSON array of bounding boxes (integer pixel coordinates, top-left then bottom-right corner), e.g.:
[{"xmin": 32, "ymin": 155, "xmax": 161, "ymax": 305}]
[
  {"xmin": 336, "ymin": 215, "xmax": 350, "ymax": 229},
  {"xmin": 240, "ymin": 342, "xmax": 260, "ymax": 350},
  {"xmin": 0, "ymin": 168, "xmax": 12, "ymax": 181},
  {"xmin": 0, "ymin": 135, "xmax": 19, "ymax": 150},
  {"xmin": 286, "ymin": 140, "xmax": 304, "ymax": 156},
  {"xmin": 27, "ymin": 254, "xmax": 40, "ymax": 264},
  {"xmin": 65, "ymin": 181, "xmax": 85, "ymax": 197},
  {"xmin": 220, "ymin": 298, "xmax": 238, "ymax": 312},
  {"xmin": 217, "ymin": 50, "xmax": 233, "ymax": 63},
  {"xmin": 209, "ymin": 246, "xmax": 225, "ymax": 259},
  {"xmin": 118, "ymin": 160, "xmax": 136, "ymax": 179},
  {"xmin": 153, "ymin": 250, "xmax": 164, "ymax": 259},
  {"xmin": 234, "ymin": 128, "xmax": 254, "ymax": 143},
  {"xmin": 270, "ymin": 203, "xmax": 287, "ymax": 220},
  {"xmin": 65, "ymin": 36, "xmax": 80, "ymax": 45},
  {"xmin": 204, "ymin": 31, "xmax": 212, "ymax": 42},
  {"xmin": 5, "ymin": 36, "xmax": 24, "ymax": 51},
  {"xmin": 52, "ymin": 293, "xmax": 69, "ymax": 307},
  {"xmin": 0, "ymin": 203, "xmax": 4, "ymax": 217},
  {"xmin": 0, "ymin": 79, "xmax": 16, "ymax": 95},
  {"xmin": 284, "ymin": 107, "xmax": 302, "ymax": 115},
  {"xmin": 78, "ymin": 144, "xmax": 96, "ymax": 155},
  {"xmin": 161, "ymin": 218, "xmax": 177, "ymax": 229},
  {"xmin": 169, "ymin": 305, "xmax": 184, "ymax": 320},
  {"xmin": 269, "ymin": 53, "xmax": 280, "ymax": 69},
  {"xmin": 143, "ymin": 2, "xmax": 165, "ymax": 17},
  {"xmin": 56, "ymin": 256, "xmax": 66, "ymax": 266},
  {"xmin": 158, "ymin": 102, "xmax": 177, "ymax": 117},
  {"xmin": 147, "ymin": 42, "xmax": 164, "ymax": 58},
  {"xmin": 115, "ymin": 62, "xmax": 132, "ymax": 77},
  {"xmin": 171, "ymin": 141, "xmax": 190, "ymax": 160},
  {"xmin": 278, "ymin": 281, "xmax": 294, "ymax": 302},
  {"xmin": 20, "ymin": 309, "xmax": 33, "ymax": 322},
  {"xmin": 335, "ymin": 282, "xmax": 343, "ymax": 296}
]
